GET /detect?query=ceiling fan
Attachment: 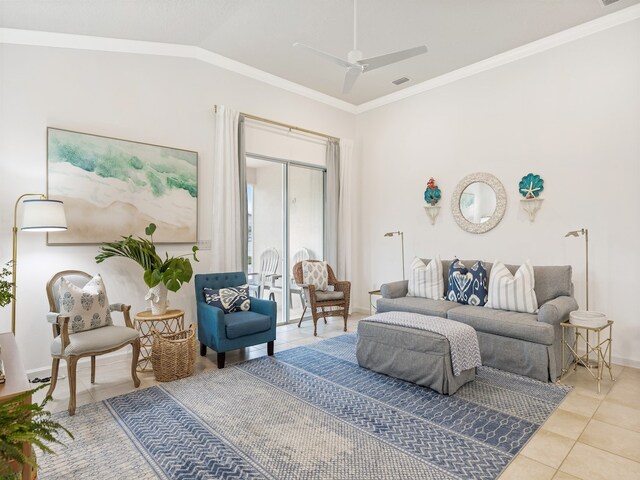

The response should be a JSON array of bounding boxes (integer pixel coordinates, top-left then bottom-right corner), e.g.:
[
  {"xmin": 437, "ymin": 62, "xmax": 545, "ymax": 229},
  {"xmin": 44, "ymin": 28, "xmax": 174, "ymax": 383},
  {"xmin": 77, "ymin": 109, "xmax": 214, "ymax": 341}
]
[{"xmin": 294, "ymin": 0, "xmax": 428, "ymax": 94}]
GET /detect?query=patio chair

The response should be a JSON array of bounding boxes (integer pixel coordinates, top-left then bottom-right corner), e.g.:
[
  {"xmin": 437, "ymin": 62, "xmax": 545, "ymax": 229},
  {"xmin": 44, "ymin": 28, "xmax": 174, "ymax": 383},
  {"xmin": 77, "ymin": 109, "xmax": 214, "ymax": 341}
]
[{"xmin": 247, "ymin": 247, "xmax": 279, "ymax": 299}]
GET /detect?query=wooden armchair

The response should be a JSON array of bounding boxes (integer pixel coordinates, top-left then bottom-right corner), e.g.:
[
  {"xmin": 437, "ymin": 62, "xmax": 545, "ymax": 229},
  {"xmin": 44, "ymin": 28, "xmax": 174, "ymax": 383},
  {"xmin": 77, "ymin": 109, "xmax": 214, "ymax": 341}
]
[
  {"xmin": 293, "ymin": 261, "xmax": 351, "ymax": 336},
  {"xmin": 46, "ymin": 270, "xmax": 140, "ymax": 415}
]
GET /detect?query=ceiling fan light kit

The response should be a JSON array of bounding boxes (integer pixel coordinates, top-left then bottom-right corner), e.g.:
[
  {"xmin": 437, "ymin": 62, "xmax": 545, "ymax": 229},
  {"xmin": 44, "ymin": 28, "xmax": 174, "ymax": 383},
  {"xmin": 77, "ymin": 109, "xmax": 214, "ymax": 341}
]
[{"xmin": 293, "ymin": 0, "xmax": 428, "ymax": 94}]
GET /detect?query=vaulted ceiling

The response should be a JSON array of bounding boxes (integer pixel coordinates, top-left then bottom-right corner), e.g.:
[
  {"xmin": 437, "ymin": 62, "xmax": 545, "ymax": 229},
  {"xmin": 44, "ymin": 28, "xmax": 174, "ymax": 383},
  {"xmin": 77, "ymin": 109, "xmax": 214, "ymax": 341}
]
[{"xmin": 1, "ymin": 0, "xmax": 638, "ymax": 105}]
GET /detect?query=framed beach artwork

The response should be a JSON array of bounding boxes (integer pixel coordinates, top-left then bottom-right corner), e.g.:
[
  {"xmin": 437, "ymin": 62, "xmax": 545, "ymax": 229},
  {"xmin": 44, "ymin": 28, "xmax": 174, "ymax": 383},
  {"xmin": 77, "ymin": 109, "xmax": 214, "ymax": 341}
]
[{"xmin": 47, "ymin": 128, "xmax": 198, "ymax": 244}]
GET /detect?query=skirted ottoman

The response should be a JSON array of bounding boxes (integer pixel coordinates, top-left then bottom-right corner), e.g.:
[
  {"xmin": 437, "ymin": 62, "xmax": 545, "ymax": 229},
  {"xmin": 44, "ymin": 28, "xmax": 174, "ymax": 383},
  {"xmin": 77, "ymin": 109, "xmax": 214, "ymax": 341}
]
[{"xmin": 356, "ymin": 312, "xmax": 481, "ymax": 395}]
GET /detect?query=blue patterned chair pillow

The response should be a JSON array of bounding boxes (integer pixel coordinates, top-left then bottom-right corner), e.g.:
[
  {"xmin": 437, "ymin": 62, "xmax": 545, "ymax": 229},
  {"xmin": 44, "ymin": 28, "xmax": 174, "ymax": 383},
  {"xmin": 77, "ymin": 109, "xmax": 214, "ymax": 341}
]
[
  {"xmin": 446, "ymin": 260, "xmax": 488, "ymax": 306},
  {"xmin": 204, "ymin": 284, "xmax": 251, "ymax": 313},
  {"xmin": 58, "ymin": 274, "xmax": 113, "ymax": 333}
]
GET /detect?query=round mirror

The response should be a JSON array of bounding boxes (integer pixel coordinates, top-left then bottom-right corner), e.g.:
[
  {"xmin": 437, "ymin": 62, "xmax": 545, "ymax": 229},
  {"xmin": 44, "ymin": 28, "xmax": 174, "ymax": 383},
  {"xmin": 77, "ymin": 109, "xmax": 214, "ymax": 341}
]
[
  {"xmin": 459, "ymin": 182, "xmax": 497, "ymax": 224},
  {"xmin": 452, "ymin": 173, "xmax": 506, "ymax": 234}
]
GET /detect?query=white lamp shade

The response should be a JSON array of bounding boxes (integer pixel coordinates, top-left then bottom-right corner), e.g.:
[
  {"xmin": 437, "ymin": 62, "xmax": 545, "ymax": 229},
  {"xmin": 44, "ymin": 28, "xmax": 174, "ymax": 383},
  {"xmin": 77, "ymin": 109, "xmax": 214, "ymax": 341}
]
[{"xmin": 21, "ymin": 199, "xmax": 67, "ymax": 231}]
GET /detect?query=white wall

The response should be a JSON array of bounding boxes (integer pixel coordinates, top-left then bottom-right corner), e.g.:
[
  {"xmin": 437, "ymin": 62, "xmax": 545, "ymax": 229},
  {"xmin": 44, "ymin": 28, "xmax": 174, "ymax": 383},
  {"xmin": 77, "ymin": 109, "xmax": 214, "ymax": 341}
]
[
  {"xmin": 0, "ymin": 44, "xmax": 355, "ymax": 372},
  {"xmin": 355, "ymin": 19, "xmax": 640, "ymax": 366}
]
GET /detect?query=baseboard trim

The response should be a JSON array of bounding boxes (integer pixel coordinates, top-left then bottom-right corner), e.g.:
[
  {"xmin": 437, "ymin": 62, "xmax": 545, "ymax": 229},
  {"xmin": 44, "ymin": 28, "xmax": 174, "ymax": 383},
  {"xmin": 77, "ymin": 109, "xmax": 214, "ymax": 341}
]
[
  {"xmin": 352, "ymin": 306, "xmax": 370, "ymax": 315},
  {"xmin": 611, "ymin": 355, "xmax": 640, "ymax": 369}
]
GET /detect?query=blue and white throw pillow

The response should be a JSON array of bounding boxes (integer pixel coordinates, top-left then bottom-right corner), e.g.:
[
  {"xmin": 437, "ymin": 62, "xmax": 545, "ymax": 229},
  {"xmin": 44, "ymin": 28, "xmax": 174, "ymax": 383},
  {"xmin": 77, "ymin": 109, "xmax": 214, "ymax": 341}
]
[
  {"xmin": 447, "ymin": 259, "xmax": 488, "ymax": 306},
  {"xmin": 204, "ymin": 284, "xmax": 251, "ymax": 313},
  {"xmin": 58, "ymin": 274, "xmax": 113, "ymax": 334}
]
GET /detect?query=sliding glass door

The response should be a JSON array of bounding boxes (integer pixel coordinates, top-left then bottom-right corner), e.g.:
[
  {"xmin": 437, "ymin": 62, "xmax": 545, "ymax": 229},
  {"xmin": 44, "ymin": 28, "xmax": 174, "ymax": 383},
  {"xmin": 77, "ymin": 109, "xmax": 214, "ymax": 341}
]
[
  {"xmin": 288, "ymin": 165, "xmax": 324, "ymax": 323},
  {"xmin": 246, "ymin": 154, "xmax": 325, "ymax": 324}
]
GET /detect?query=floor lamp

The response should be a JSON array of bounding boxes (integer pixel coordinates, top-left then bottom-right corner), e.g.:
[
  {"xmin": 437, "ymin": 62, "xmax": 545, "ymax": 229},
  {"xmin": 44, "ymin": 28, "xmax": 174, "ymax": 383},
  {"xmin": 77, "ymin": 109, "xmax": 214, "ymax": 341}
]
[
  {"xmin": 11, "ymin": 194, "xmax": 67, "ymax": 335},
  {"xmin": 383, "ymin": 231, "xmax": 405, "ymax": 280},
  {"xmin": 565, "ymin": 228, "xmax": 588, "ymax": 310}
]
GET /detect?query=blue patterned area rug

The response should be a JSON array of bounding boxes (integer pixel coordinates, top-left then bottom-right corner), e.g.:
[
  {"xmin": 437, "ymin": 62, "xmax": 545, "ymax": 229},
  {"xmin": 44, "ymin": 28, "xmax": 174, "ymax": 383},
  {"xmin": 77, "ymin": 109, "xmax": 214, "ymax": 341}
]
[{"xmin": 39, "ymin": 334, "xmax": 569, "ymax": 479}]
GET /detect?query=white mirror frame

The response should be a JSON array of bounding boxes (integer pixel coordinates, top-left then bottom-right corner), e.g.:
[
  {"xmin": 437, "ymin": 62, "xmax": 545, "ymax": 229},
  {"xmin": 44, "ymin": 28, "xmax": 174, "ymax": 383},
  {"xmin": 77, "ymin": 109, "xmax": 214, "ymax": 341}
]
[{"xmin": 451, "ymin": 172, "xmax": 507, "ymax": 234}]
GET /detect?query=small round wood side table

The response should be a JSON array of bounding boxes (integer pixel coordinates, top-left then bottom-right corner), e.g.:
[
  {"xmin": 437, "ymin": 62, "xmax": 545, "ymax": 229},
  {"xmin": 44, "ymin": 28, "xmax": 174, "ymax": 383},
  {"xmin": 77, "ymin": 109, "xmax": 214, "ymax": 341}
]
[{"xmin": 134, "ymin": 309, "xmax": 185, "ymax": 372}]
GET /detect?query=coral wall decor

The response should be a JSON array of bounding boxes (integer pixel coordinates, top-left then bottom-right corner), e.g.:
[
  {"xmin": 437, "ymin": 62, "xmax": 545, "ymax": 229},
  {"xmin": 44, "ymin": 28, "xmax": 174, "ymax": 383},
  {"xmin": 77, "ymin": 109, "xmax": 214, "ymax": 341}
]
[{"xmin": 423, "ymin": 177, "xmax": 442, "ymax": 225}]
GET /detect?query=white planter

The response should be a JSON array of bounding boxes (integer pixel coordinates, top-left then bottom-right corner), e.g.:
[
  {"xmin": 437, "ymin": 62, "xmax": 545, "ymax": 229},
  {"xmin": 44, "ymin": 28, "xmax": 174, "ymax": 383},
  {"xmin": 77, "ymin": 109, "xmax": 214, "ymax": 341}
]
[{"xmin": 145, "ymin": 283, "xmax": 169, "ymax": 315}]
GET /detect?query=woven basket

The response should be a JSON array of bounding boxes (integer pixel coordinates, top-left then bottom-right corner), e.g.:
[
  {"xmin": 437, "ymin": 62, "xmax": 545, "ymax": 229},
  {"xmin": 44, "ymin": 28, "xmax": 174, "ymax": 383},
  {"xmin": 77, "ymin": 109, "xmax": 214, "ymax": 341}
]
[{"xmin": 150, "ymin": 324, "xmax": 196, "ymax": 382}]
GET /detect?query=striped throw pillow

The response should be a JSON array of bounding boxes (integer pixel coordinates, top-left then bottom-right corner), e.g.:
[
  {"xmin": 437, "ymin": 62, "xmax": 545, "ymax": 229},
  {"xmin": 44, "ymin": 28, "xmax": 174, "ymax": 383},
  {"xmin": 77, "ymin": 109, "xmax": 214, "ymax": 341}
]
[
  {"xmin": 407, "ymin": 256, "xmax": 444, "ymax": 300},
  {"xmin": 486, "ymin": 260, "xmax": 538, "ymax": 313}
]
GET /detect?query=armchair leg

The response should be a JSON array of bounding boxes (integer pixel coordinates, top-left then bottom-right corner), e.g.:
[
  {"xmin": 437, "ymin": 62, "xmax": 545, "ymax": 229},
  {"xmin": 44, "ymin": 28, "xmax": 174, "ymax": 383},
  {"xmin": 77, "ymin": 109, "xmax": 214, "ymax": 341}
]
[
  {"xmin": 91, "ymin": 356, "xmax": 96, "ymax": 384},
  {"xmin": 217, "ymin": 352, "xmax": 226, "ymax": 369},
  {"xmin": 131, "ymin": 340, "xmax": 141, "ymax": 388},
  {"xmin": 297, "ymin": 305, "xmax": 307, "ymax": 327},
  {"xmin": 200, "ymin": 343, "xmax": 207, "ymax": 356},
  {"xmin": 47, "ymin": 358, "xmax": 60, "ymax": 398},
  {"xmin": 343, "ymin": 311, "xmax": 348, "ymax": 332},
  {"xmin": 67, "ymin": 356, "xmax": 78, "ymax": 416},
  {"xmin": 267, "ymin": 341, "xmax": 274, "ymax": 356},
  {"xmin": 313, "ymin": 316, "xmax": 318, "ymax": 337}
]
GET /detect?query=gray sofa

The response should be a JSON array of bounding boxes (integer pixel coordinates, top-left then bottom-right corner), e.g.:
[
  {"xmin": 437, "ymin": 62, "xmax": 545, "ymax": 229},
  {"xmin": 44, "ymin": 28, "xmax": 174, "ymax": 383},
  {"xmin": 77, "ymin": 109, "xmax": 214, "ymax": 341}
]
[{"xmin": 378, "ymin": 259, "xmax": 578, "ymax": 382}]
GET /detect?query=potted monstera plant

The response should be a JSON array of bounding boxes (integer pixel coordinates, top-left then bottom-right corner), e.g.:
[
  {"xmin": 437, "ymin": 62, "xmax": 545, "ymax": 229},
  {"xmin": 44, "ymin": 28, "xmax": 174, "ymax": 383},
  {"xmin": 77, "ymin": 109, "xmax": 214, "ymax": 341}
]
[{"xmin": 95, "ymin": 223, "xmax": 199, "ymax": 314}]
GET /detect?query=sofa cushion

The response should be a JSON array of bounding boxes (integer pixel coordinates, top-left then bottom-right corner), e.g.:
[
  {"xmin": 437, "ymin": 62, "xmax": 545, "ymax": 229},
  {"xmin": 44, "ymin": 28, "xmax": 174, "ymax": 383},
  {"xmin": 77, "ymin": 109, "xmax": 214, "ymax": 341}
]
[
  {"xmin": 408, "ymin": 256, "xmax": 444, "ymax": 300},
  {"xmin": 376, "ymin": 296, "xmax": 459, "ymax": 318},
  {"xmin": 302, "ymin": 260, "xmax": 328, "ymax": 291},
  {"xmin": 225, "ymin": 311, "xmax": 271, "ymax": 339},
  {"xmin": 204, "ymin": 284, "xmax": 251, "ymax": 313},
  {"xmin": 446, "ymin": 259, "xmax": 488, "ymax": 306},
  {"xmin": 423, "ymin": 259, "xmax": 572, "ymax": 306},
  {"xmin": 58, "ymin": 274, "xmax": 113, "ymax": 333},
  {"xmin": 315, "ymin": 290, "xmax": 345, "ymax": 302},
  {"xmin": 447, "ymin": 305, "xmax": 554, "ymax": 345},
  {"xmin": 486, "ymin": 261, "xmax": 538, "ymax": 314},
  {"xmin": 51, "ymin": 325, "xmax": 138, "ymax": 357}
]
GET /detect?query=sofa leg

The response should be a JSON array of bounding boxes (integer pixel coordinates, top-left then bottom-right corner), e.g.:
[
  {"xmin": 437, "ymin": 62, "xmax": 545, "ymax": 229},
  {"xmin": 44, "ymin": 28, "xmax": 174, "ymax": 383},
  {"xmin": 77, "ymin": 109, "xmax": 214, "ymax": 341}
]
[
  {"xmin": 217, "ymin": 352, "xmax": 226, "ymax": 369},
  {"xmin": 200, "ymin": 343, "xmax": 207, "ymax": 356},
  {"xmin": 267, "ymin": 341, "xmax": 274, "ymax": 356}
]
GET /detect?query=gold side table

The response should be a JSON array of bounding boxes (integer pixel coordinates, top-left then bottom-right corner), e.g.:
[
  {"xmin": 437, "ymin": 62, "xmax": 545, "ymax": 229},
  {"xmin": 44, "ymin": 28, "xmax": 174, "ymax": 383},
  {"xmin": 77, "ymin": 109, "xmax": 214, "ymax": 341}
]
[
  {"xmin": 368, "ymin": 289, "xmax": 382, "ymax": 315},
  {"xmin": 134, "ymin": 309, "xmax": 185, "ymax": 372},
  {"xmin": 560, "ymin": 320, "xmax": 614, "ymax": 393}
]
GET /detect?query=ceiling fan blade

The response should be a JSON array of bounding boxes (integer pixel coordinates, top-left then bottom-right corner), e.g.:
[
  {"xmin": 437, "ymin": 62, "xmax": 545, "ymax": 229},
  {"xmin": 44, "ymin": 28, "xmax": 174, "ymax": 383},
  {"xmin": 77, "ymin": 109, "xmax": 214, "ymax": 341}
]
[
  {"xmin": 293, "ymin": 42, "xmax": 359, "ymax": 69},
  {"xmin": 359, "ymin": 45, "xmax": 428, "ymax": 72},
  {"xmin": 342, "ymin": 66, "xmax": 362, "ymax": 94}
]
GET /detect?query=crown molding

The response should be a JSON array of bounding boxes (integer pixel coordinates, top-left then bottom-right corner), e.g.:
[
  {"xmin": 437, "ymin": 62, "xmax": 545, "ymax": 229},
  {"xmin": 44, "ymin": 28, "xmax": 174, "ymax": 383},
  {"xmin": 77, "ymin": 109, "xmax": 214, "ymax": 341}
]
[
  {"xmin": 355, "ymin": 4, "xmax": 640, "ymax": 113},
  {"xmin": 1, "ymin": 3, "xmax": 639, "ymax": 116},
  {"xmin": 0, "ymin": 28, "xmax": 358, "ymax": 114}
]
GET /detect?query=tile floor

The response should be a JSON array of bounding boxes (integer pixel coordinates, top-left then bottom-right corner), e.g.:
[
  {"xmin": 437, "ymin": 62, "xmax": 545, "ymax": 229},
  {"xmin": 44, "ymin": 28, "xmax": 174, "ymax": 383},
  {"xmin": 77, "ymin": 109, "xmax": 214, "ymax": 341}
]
[{"xmin": 34, "ymin": 313, "xmax": 640, "ymax": 480}]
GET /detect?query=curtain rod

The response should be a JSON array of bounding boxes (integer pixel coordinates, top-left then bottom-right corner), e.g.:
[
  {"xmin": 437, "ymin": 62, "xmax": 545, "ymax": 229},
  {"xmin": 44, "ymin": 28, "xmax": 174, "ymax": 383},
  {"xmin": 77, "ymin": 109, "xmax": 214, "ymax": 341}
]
[{"xmin": 214, "ymin": 105, "xmax": 339, "ymax": 142}]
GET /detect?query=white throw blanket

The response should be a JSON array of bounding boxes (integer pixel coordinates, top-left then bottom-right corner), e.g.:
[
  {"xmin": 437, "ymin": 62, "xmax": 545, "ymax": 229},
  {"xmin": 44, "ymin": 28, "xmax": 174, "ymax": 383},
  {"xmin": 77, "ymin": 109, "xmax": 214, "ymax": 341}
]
[{"xmin": 364, "ymin": 311, "xmax": 482, "ymax": 376}]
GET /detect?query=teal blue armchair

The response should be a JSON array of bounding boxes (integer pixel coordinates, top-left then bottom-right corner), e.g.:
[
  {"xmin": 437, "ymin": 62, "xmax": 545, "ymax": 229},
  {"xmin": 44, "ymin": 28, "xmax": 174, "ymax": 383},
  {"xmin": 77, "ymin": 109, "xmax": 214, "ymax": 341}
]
[{"xmin": 195, "ymin": 272, "xmax": 277, "ymax": 368}]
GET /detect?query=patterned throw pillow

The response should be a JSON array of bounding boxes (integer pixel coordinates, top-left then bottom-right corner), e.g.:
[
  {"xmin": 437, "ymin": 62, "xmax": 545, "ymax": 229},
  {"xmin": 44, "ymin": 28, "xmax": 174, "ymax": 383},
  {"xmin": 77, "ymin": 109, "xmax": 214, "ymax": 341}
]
[
  {"xmin": 447, "ymin": 259, "xmax": 488, "ymax": 306},
  {"xmin": 407, "ymin": 256, "xmax": 444, "ymax": 300},
  {"xmin": 302, "ymin": 261, "xmax": 328, "ymax": 291},
  {"xmin": 203, "ymin": 284, "xmax": 251, "ymax": 313},
  {"xmin": 58, "ymin": 274, "xmax": 113, "ymax": 334},
  {"xmin": 486, "ymin": 260, "xmax": 538, "ymax": 313}
]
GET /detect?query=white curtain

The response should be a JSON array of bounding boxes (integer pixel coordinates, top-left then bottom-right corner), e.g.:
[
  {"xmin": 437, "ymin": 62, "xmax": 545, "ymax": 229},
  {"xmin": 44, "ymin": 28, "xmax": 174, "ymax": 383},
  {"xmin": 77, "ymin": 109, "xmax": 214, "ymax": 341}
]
[
  {"xmin": 324, "ymin": 140, "xmax": 340, "ymax": 269},
  {"xmin": 212, "ymin": 106, "xmax": 245, "ymax": 272},
  {"xmin": 337, "ymin": 139, "xmax": 354, "ymax": 282}
]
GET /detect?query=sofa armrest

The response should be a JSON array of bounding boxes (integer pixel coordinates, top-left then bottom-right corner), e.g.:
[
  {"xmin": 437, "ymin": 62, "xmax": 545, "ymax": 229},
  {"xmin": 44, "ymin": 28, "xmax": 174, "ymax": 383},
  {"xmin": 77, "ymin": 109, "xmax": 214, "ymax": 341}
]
[
  {"xmin": 537, "ymin": 296, "xmax": 579, "ymax": 325},
  {"xmin": 250, "ymin": 297, "xmax": 278, "ymax": 329},
  {"xmin": 380, "ymin": 280, "xmax": 408, "ymax": 299},
  {"xmin": 196, "ymin": 301, "xmax": 226, "ymax": 346}
]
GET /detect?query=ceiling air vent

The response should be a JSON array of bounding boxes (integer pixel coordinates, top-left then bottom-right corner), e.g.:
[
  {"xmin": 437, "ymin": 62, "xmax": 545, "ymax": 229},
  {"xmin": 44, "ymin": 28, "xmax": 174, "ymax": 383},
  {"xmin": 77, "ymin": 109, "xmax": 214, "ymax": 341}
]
[
  {"xmin": 392, "ymin": 77, "xmax": 410, "ymax": 86},
  {"xmin": 600, "ymin": 0, "xmax": 621, "ymax": 6}
]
